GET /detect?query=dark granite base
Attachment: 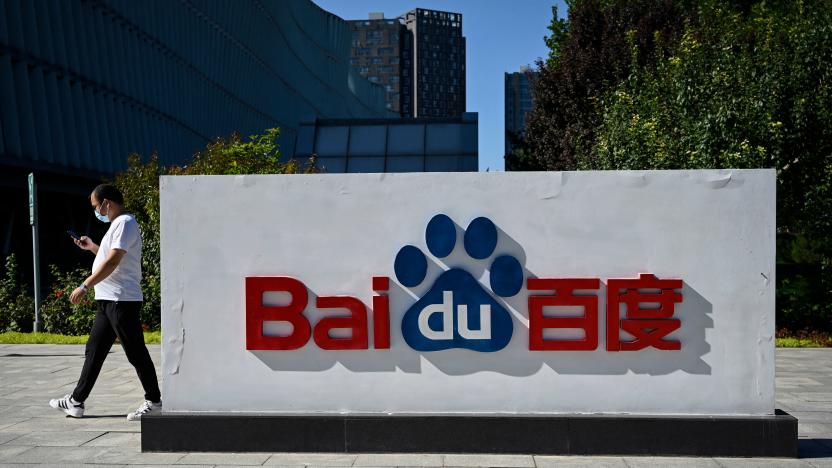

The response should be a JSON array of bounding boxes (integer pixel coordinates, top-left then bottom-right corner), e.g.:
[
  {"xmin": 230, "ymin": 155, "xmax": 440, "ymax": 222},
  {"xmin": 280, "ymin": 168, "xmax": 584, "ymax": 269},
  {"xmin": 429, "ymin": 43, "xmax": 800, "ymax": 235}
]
[{"xmin": 141, "ymin": 409, "xmax": 798, "ymax": 457}]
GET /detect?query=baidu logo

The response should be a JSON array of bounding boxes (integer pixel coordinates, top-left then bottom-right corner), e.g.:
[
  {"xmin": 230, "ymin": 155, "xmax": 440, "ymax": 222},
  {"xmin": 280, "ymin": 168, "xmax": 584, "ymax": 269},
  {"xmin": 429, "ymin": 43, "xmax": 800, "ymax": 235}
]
[
  {"xmin": 394, "ymin": 214, "xmax": 524, "ymax": 352},
  {"xmin": 245, "ymin": 213, "xmax": 685, "ymax": 354}
]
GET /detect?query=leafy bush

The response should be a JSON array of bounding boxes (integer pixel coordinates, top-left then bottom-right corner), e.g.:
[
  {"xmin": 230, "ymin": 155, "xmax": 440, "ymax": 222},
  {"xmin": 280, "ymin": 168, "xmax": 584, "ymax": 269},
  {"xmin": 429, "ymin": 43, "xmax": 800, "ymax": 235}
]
[
  {"xmin": 39, "ymin": 264, "xmax": 97, "ymax": 335},
  {"xmin": 0, "ymin": 254, "xmax": 35, "ymax": 332}
]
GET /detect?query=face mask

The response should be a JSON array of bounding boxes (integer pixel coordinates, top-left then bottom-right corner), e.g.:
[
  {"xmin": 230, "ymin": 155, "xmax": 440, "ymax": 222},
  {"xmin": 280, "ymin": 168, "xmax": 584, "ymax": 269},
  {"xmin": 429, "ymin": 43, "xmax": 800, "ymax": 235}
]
[{"xmin": 94, "ymin": 202, "xmax": 109, "ymax": 223}]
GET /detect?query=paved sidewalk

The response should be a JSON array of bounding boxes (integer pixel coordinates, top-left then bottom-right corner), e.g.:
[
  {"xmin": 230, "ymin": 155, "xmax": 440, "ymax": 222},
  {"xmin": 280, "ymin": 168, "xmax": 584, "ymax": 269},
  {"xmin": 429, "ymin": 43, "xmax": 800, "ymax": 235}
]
[{"xmin": 0, "ymin": 345, "xmax": 830, "ymax": 467}]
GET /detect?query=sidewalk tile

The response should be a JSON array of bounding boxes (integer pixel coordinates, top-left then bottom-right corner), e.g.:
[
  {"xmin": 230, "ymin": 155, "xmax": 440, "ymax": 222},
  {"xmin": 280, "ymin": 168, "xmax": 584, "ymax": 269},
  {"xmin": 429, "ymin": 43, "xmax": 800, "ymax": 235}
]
[
  {"xmin": 264, "ymin": 453, "xmax": 357, "ymax": 466},
  {"xmin": 10, "ymin": 430, "xmax": 105, "ymax": 446},
  {"xmin": 2, "ymin": 445, "xmax": 111, "ymax": 463},
  {"xmin": 355, "ymin": 453, "xmax": 443, "ymax": 466},
  {"xmin": 624, "ymin": 457, "xmax": 720, "ymax": 467},
  {"xmin": 177, "ymin": 452, "xmax": 272, "ymax": 465},
  {"xmin": 0, "ymin": 432, "xmax": 24, "ymax": 445},
  {"xmin": 713, "ymin": 458, "xmax": 813, "ymax": 467},
  {"xmin": 535, "ymin": 456, "xmax": 627, "ymax": 467},
  {"xmin": 93, "ymin": 446, "xmax": 188, "ymax": 465},
  {"xmin": 442, "ymin": 454, "xmax": 535, "ymax": 467},
  {"xmin": 82, "ymin": 431, "xmax": 140, "ymax": 447}
]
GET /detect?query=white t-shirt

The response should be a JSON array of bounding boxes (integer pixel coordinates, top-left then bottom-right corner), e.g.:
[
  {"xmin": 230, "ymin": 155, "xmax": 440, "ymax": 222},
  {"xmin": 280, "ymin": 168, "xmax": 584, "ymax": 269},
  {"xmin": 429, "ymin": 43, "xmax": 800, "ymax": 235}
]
[{"xmin": 92, "ymin": 214, "xmax": 143, "ymax": 301}]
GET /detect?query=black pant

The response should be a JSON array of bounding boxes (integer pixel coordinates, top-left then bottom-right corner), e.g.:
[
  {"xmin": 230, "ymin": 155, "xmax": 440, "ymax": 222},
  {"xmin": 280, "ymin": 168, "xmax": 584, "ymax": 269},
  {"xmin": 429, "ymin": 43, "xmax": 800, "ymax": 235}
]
[{"xmin": 72, "ymin": 300, "xmax": 161, "ymax": 403}]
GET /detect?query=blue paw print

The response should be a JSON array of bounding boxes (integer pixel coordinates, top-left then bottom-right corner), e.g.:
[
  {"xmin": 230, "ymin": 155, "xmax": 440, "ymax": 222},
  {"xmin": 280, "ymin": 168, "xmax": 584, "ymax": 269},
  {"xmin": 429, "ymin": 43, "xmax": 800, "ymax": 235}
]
[{"xmin": 394, "ymin": 214, "xmax": 524, "ymax": 352}]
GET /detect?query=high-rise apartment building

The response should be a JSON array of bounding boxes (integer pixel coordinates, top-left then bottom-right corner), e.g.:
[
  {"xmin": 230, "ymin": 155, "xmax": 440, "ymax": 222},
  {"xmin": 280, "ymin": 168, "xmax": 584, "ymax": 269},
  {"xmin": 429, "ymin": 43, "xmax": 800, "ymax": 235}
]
[
  {"xmin": 504, "ymin": 69, "xmax": 535, "ymax": 157},
  {"xmin": 348, "ymin": 14, "xmax": 404, "ymax": 114},
  {"xmin": 402, "ymin": 8, "xmax": 466, "ymax": 118},
  {"xmin": 349, "ymin": 8, "xmax": 466, "ymax": 118}
]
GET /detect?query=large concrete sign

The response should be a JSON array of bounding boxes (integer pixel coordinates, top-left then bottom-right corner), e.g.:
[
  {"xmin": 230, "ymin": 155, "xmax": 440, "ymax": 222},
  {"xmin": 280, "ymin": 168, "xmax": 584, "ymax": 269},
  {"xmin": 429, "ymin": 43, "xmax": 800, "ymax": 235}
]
[{"xmin": 160, "ymin": 170, "xmax": 775, "ymax": 415}]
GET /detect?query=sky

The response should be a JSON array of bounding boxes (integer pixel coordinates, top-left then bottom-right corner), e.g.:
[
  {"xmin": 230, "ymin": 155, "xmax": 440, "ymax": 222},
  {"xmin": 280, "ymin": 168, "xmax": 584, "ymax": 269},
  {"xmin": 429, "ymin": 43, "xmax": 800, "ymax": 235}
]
[{"xmin": 312, "ymin": 0, "xmax": 564, "ymax": 172}]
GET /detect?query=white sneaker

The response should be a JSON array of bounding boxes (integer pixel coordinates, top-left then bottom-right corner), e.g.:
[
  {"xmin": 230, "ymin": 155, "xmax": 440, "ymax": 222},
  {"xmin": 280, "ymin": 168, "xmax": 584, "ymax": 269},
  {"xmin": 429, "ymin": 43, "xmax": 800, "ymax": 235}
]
[
  {"xmin": 127, "ymin": 400, "xmax": 162, "ymax": 421},
  {"xmin": 49, "ymin": 394, "xmax": 84, "ymax": 418}
]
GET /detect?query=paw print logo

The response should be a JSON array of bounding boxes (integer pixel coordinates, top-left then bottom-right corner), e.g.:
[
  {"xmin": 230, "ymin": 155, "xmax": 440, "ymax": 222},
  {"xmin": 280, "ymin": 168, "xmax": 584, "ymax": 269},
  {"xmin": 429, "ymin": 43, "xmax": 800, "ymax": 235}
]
[{"xmin": 394, "ymin": 214, "xmax": 524, "ymax": 352}]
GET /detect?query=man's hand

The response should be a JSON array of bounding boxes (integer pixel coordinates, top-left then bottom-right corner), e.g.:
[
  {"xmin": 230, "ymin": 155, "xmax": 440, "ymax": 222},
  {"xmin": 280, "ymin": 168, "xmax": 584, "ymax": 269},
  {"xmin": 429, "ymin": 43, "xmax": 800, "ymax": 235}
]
[
  {"xmin": 74, "ymin": 236, "xmax": 99, "ymax": 254},
  {"xmin": 70, "ymin": 287, "xmax": 86, "ymax": 305}
]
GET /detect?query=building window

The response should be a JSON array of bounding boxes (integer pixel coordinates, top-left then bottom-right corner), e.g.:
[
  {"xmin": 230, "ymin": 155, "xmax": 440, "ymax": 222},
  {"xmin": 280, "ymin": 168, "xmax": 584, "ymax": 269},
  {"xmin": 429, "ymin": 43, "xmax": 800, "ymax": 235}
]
[
  {"xmin": 378, "ymin": 47, "xmax": 394, "ymax": 55},
  {"xmin": 360, "ymin": 67, "xmax": 370, "ymax": 74},
  {"xmin": 390, "ymin": 76, "xmax": 399, "ymax": 83},
  {"xmin": 371, "ymin": 57, "xmax": 382, "ymax": 65},
  {"xmin": 368, "ymin": 76, "xmax": 380, "ymax": 83}
]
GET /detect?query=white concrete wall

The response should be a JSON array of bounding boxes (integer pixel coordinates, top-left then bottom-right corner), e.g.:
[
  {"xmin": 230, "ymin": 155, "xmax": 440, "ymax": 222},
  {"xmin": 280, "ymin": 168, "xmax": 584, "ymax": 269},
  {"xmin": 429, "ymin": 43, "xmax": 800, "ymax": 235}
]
[{"xmin": 160, "ymin": 170, "xmax": 775, "ymax": 415}]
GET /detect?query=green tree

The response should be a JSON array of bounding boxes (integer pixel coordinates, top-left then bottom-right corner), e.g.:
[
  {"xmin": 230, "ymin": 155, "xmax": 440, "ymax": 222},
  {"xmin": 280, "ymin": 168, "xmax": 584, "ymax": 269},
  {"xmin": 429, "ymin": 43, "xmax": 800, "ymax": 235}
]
[
  {"xmin": 543, "ymin": 4, "xmax": 569, "ymax": 67},
  {"xmin": 569, "ymin": 0, "xmax": 832, "ymax": 331},
  {"xmin": 515, "ymin": 0, "xmax": 832, "ymax": 332},
  {"xmin": 509, "ymin": 0, "xmax": 690, "ymax": 171}
]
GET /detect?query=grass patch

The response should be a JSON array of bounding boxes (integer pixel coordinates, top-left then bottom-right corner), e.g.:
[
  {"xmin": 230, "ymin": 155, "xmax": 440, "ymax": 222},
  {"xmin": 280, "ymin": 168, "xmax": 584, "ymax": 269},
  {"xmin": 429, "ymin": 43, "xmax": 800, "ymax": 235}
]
[
  {"xmin": 776, "ymin": 329, "xmax": 831, "ymax": 348},
  {"xmin": 0, "ymin": 331, "xmax": 162, "ymax": 344},
  {"xmin": 776, "ymin": 337, "xmax": 826, "ymax": 348}
]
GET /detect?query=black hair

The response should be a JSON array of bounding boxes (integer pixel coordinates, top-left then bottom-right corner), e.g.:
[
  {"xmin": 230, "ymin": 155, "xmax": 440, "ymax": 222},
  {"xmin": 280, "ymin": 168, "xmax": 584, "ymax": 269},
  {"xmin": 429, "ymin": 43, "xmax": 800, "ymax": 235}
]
[{"xmin": 92, "ymin": 184, "xmax": 124, "ymax": 205}]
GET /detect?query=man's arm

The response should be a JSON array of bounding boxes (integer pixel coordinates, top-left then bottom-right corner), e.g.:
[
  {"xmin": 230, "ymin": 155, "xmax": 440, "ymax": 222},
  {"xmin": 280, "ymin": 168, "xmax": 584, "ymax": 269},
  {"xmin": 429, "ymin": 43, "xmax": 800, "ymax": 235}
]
[
  {"xmin": 83, "ymin": 248, "xmax": 126, "ymax": 287},
  {"xmin": 69, "ymin": 249, "xmax": 126, "ymax": 304}
]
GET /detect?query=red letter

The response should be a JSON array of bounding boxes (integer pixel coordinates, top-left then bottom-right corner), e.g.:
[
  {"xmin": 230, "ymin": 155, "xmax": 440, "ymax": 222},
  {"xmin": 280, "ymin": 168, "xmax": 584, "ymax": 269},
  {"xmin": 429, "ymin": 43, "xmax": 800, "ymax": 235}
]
[
  {"xmin": 314, "ymin": 296, "xmax": 369, "ymax": 350},
  {"xmin": 246, "ymin": 277, "xmax": 311, "ymax": 350},
  {"xmin": 606, "ymin": 274, "xmax": 683, "ymax": 351},
  {"xmin": 372, "ymin": 276, "xmax": 390, "ymax": 349},
  {"xmin": 528, "ymin": 278, "xmax": 600, "ymax": 351}
]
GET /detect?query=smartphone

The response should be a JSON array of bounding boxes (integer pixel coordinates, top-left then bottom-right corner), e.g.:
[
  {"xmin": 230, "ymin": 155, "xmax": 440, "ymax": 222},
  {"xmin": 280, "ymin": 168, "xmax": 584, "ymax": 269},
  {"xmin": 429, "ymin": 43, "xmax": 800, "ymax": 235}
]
[{"xmin": 67, "ymin": 230, "xmax": 80, "ymax": 241}]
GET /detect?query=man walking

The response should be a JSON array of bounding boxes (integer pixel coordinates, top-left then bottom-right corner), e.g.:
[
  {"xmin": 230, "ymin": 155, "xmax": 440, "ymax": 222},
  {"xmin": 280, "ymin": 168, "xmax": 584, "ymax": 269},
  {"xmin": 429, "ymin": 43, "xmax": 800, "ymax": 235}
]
[{"xmin": 49, "ymin": 184, "xmax": 162, "ymax": 421}]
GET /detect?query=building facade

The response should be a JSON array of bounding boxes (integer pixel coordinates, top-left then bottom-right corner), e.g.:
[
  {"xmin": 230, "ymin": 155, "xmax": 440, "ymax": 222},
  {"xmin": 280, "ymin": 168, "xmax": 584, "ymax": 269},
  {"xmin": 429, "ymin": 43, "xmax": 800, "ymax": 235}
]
[
  {"xmin": 0, "ymin": 0, "xmax": 393, "ymax": 182},
  {"xmin": 403, "ymin": 8, "xmax": 466, "ymax": 118},
  {"xmin": 295, "ymin": 112, "xmax": 478, "ymax": 172},
  {"xmin": 348, "ymin": 8, "xmax": 466, "ymax": 118},
  {"xmin": 348, "ymin": 14, "xmax": 404, "ymax": 114},
  {"xmin": 504, "ymin": 70, "xmax": 535, "ymax": 157},
  {"xmin": 0, "ymin": 0, "xmax": 393, "ymax": 288}
]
